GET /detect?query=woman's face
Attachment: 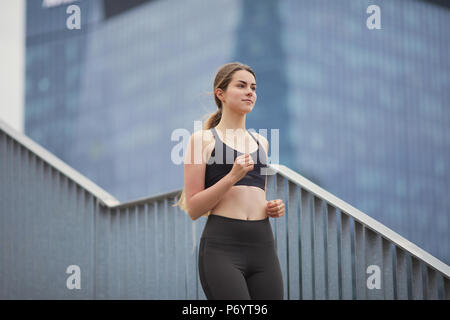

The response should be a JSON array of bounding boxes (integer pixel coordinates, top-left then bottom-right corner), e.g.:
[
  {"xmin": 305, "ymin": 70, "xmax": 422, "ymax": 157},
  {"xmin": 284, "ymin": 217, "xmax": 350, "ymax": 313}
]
[{"xmin": 218, "ymin": 70, "xmax": 257, "ymax": 115}]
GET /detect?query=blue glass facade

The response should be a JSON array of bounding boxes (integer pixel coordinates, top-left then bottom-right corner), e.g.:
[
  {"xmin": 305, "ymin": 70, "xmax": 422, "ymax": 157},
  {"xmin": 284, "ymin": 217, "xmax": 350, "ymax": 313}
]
[
  {"xmin": 25, "ymin": 0, "xmax": 450, "ymax": 264},
  {"xmin": 277, "ymin": 0, "xmax": 450, "ymax": 264}
]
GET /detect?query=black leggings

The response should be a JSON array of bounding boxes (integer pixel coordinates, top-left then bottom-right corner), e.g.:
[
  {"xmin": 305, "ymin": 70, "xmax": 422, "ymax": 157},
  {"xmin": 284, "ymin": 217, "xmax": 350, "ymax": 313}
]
[{"xmin": 198, "ymin": 214, "xmax": 284, "ymax": 300}]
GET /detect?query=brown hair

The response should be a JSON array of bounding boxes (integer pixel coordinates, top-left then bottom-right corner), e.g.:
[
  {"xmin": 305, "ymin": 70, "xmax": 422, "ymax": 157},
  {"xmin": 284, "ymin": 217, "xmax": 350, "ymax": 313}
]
[{"xmin": 172, "ymin": 62, "xmax": 256, "ymax": 218}]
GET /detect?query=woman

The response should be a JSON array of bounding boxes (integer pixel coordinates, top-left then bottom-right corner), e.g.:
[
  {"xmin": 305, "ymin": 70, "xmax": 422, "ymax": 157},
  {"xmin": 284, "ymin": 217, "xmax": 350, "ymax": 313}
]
[{"xmin": 175, "ymin": 62, "xmax": 285, "ymax": 300}]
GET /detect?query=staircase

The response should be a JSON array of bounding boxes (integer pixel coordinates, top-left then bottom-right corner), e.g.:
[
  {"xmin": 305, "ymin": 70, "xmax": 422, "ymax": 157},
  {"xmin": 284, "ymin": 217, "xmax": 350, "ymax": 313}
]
[{"xmin": 1, "ymin": 118, "xmax": 449, "ymax": 299}]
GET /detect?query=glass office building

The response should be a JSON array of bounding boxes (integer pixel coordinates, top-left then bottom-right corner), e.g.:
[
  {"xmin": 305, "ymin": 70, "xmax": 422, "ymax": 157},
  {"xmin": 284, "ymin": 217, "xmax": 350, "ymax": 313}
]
[{"xmin": 25, "ymin": 0, "xmax": 450, "ymax": 264}]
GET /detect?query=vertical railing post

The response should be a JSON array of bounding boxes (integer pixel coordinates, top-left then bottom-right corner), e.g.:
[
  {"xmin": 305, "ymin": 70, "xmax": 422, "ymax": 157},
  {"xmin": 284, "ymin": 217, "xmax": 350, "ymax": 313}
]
[
  {"xmin": 382, "ymin": 239, "xmax": 394, "ymax": 299},
  {"xmin": 300, "ymin": 189, "xmax": 313, "ymax": 299},
  {"xmin": 326, "ymin": 204, "xmax": 339, "ymax": 300},
  {"xmin": 395, "ymin": 248, "xmax": 409, "ymax": 299},
  {"xmin": 340, "ymin": 213, "xmax": 353, "ymax": 299},
  {"xmin": 287, "ymin": 181, "xmax": 300, "ymax": 300},
  {"xmin": 313, "ymin": 196, "xmax": 326, "ymax": 299},
  {"xmin": 354, "ymin": 222, "xmax": 366, "ymax": 299},
  {"xmin": 365, "ymin": 228, "xmax": 383, "ymax": 299}
]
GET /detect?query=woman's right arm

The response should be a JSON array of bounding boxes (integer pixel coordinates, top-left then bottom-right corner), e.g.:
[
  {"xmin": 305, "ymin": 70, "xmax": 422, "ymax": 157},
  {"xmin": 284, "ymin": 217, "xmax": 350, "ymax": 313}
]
[{"xmin": 183, "ymin": 131, "xmax": 253, "ymax": 220}]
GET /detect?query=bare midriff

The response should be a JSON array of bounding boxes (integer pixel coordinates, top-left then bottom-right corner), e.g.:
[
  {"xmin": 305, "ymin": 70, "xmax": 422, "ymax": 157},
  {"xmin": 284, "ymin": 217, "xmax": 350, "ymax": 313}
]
[
  {"xmin": 210, "ymin": 185, "xmax": 268, "ymax": 221},
  {"xmin": 203, "ymin": 129, "xmax": 268, "ymax": 221}
]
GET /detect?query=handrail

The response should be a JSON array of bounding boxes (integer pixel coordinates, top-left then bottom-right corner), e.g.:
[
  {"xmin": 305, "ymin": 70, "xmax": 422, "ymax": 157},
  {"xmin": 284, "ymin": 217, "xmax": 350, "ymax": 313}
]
[
  {"xmin": 0, "ymin": 117, "xmax": 120, "ymax": 207},
  {"xmin": 106, "ymin": 188, "xmax": 181, "ymax": 210},
  {"xmin": 97, "ymin": 162, "xmax": 450, "ymax": 280},
  {"xmin": 268, "ymin": 164, "xmax": 450, "ymax": 279},
  {"xmin": 2, "ymin": 115, "xmax": 448, "ymax": 280}
]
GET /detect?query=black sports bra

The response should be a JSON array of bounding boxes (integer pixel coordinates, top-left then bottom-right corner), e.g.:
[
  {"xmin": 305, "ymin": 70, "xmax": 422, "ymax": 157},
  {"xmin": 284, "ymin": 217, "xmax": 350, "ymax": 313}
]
[{"xmin": 204, "ymin": 127, "xmax": 268, "ymax": 191}]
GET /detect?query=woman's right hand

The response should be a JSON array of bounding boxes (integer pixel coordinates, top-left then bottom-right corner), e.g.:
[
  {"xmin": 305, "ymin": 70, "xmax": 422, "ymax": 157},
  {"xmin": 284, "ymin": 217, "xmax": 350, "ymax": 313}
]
[{"xmin": 228, "ymin": 153, "xmax": 254, "ymax": 184}]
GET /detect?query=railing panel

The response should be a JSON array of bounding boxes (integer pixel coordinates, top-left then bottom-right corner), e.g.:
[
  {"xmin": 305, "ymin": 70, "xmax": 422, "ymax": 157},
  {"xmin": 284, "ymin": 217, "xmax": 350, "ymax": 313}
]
[
  {"xmin": 42, "ymin": 157, "xmax": 53, "ymax": 297},
  {"xmin": 2, "ymin": 135, "xmax": 12, "ymax": 298},
  {"xmin": 0, "ymin": 133, "xmax": 6, "ymax": 297},
  {"xmin": 117, "ymin": 207, "xmax": 127, "ymax": 298},
  {"xmin": 186, "ymin": 209, "xmax": 200, "ymax": 300},
  {"xmin": 267, "ymin": 173, "xmax": 276, "ymax": 240},
  {"xmin": 195, "ymin": 217, "xmax": 206, "ymax": 300},
  {"xmin": 411, "ymin": 257, "xmax": 424, "ymax": 299},
  {"xmin": 354, "ymin": 220, "xmax": 366, "ymax": 299},
  {"xmin": 313, "ymin": 196, "xmax": 326, "ymax": 299},
  {"xmin": 382, "ymin": 238, "xmax": 394, "ymax": 300},
  {"xmin": 29, "ymin": 152, "xmax": 41, "ymax": 297},
  {"xmin": 287, "ymin": 181, "xmax": 301, "ymax": 300},
  {"xmin": 16, "ymin": 144, "xmax": 24, "ymax": 296},
  {"xmin": 82, "ymin": 189, "xmax": 96, "ymax": 298},
  {"xmin": 48, "ymin": 164, "xmax": 58, "ymax": 297},
  {"xmin": 425, "ymin": 267, "xmax": 438, "ymax": 300},
  {"xmin": 129, "ymin": 206, "xmax": 140, "ymax": 299},
  {"xmin": 124, "ymin": 207, "xmax": 132, "ymax": 298},
  {"xmin": 58, "ymin": 171, "xmax": 70, "ymax": 298},
  {"xmin": 126, "ymin": 205, "xmax": 139, "ymax": 299},
  {"xmin": 147, "ymin": 203, "xmax": 159, "ymax": 299},
  {"xmin": 2, "ymin": 121, "xmax": 450, "ymax": 299},
  {"xmin": 137, "ymin": 205, "xmax": 147, "ymax": 298},
  {"xmin": 11, "ymin": 140, "xmax": 19, "ymax": 298},
  {"xmin": 95, "ymin": 204, "xmax": 107, "ymax": 299},
  {"xmin": 129, "ymin": 205, "xmax": 138, "ymax": 298},
  {"xmin": 300, "ymin": 188, "xmax": 314, "ymax": 299},
  {"xmin": 270, "ymin": 174, "xmax": 288, "ymax": 299},
  {"xmin": 123, "ymin": 206, "xmax": 137, "ymax": 299},
  {"xmin": 0, "ymin": 138, "xmax": 96, "ymax": 299},
  {"xmin": 157, "ymin": 200, "xmax": 169, "ymax": 298},
  {"xmin": 142, "ymin": 204, "xmax": 152, "ymax": 299},
  {"xmin": 365, "ymin": 228, "xmax": 384, "ymax": 300},
  {"xmin": 340, "ymin": 212, "xmax": 353, "ymax": 299},
  {"xmin": 121, "ymin": 207, "xmax": 129, "ymax": 298},
  {"xmin": 166, "ymin": 199, "xmax": 177, "ymax": 298},
  {"xmin": 326, "ymin": 204, "xmax": 339, "ymax": 300},
  {"xmin": 173, "ymin": 200, "xmax": 186, "ymax": 300},
  {"xmin": 112, "ymin": 208, "xmax": 122, "ymax": 298},
  {"xmin": 395, "ymin": 247, "xmax": 409, "ymax": 299},
  {"xmin": 444, "ymin": 277, "xmax": 450, "ymax": 300}
]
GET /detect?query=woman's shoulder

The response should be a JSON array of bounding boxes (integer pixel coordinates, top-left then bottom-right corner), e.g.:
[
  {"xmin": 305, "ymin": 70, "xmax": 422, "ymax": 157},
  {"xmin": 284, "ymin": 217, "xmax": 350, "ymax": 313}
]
[
  {"xmin": 186, "ymin": 129, "xmax": 215, "ymax": 165},
  {"xmin": 190, "ymin": 129, "xmax": 215, "ymax": 152},
  {"xmin": 191, "ymin": 129, "xmax": 214, "ymax": 142}
]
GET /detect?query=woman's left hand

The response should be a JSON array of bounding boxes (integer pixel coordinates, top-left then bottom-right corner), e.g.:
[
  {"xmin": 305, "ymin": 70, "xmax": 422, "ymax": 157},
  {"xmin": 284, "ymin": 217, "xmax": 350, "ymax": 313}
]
[{"xmin": 266, "ymin": 199, "xmax": 285, "ymax": 218}]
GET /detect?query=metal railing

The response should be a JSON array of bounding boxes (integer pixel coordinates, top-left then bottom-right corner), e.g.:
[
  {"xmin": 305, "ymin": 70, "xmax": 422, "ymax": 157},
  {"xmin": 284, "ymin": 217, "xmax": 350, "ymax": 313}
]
[
  {"xmin": 1, "ymin": 118, "xmax": 449, "ymax": 299},
  {"xmin": 263, "ymin": 164, "xmax": 450, "ymax": 300}
]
